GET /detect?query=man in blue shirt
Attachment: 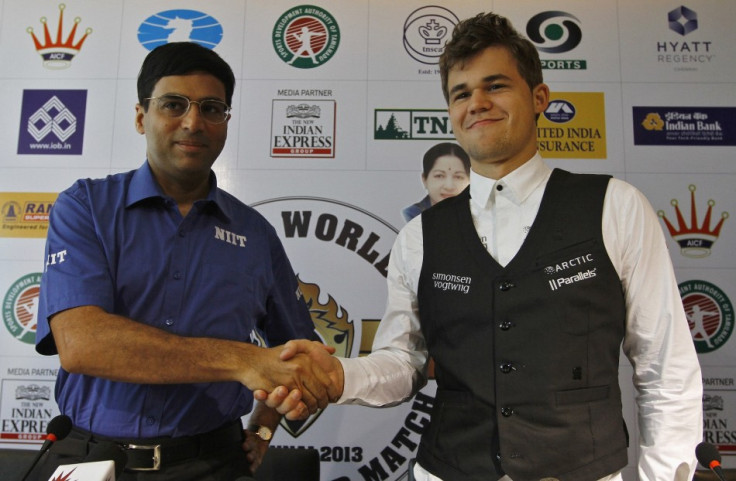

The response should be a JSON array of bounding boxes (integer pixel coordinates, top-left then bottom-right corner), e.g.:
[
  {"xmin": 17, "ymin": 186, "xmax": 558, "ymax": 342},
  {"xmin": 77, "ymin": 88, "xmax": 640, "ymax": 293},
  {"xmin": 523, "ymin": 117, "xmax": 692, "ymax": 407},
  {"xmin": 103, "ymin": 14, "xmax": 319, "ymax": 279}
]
[{"xmin": 31, "ymin": 42, "xmax": 335, "ymax": 480}]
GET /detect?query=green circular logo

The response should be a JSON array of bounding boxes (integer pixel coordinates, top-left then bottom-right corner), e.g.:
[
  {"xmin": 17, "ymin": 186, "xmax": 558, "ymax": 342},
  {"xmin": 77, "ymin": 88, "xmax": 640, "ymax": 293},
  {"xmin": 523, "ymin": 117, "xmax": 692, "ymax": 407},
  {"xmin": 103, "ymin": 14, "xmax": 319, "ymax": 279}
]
[
  {"xmin": 679, "ymin": 280, "xmax": 733, "ymax": 353},
  {"xmin": 272, "ymin": 5, "xmax": 340, "ymax": 69},
  {"xmin": 3, "ymin": 273, "xmax": 42, "ymax": 345}
]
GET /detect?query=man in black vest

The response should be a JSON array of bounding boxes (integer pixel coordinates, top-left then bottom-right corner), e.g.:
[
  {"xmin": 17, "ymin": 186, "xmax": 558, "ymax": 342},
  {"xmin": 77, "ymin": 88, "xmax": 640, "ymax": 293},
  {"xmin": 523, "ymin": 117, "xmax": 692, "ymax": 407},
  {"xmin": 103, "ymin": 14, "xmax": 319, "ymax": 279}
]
[{"xmin": 264, "ymin": 12, "xmax": 702, "ymax": 481}]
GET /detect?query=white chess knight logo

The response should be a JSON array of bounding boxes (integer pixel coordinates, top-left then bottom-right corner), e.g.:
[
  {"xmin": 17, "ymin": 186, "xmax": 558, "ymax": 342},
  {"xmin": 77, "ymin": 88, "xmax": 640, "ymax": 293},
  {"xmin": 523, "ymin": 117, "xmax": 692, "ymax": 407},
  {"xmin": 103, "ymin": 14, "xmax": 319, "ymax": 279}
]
[{"xmin": 27, "ymin": 96, "xmax": 77, "ymax": 142}]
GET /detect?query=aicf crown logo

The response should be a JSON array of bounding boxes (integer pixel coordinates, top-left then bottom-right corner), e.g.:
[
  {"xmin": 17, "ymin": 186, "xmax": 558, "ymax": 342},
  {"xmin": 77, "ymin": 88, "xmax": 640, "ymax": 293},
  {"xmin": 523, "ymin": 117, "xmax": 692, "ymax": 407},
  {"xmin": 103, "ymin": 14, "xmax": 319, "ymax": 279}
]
[
  {"xmin": 657, "ymin": 184, "xmax": 729, "ymax": 258},
  {"xmin": 272, "ymin": 5, "xmax": 340, "ymax": 69},
  {"xmin": 27, "ymin": 3, "xmax": 92, "ymax": 69},
  {"xmin": 3, "ymin": 273, "xmax": 42, "ymax": 345}
]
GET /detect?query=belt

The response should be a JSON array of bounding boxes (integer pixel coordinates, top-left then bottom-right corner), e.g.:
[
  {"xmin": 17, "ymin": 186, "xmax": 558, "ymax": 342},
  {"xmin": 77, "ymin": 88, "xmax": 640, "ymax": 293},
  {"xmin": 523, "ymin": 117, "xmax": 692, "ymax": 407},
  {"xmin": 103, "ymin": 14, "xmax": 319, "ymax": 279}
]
[{"xmin": 65, "ymin": 420, "xmax": 245, "ymax": 472}]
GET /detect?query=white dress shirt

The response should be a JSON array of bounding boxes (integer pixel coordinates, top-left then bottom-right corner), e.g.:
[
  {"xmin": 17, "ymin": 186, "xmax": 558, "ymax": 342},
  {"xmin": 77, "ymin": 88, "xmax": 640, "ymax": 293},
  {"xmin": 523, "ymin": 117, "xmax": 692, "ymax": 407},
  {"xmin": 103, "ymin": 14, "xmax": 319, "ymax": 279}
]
[{"xmin": 338, "ymin": 154, "xmax": 702, "ymax": 481}]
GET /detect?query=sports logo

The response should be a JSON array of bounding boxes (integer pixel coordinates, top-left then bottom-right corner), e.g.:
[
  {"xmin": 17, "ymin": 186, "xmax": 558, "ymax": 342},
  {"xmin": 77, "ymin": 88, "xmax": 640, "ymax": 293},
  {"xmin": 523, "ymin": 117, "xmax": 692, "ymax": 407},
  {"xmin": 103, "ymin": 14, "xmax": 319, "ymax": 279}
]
[
  {"xmin": 668, "ymin": 5, "xmax": 698, "ymax": 36},
  {"xmin": 271, "ymin": 99, "xmax": 336, "ymax": 158},
  {"xmin": 526, "ymin": 11, "xmax": 582, "ymax": 53},
  {"xmin": 27, "ymin": 3, "xmax": 92, "ymax": 69},
  {"xmin": 658, "ymin": 184, "xmax": 729, "ymax": 258},
  {"xmin": 2, "ymin": 273, "xmax": 42, "ymax": 345},
  {"xmin": 272, "ymin": 5, "xmax": 340, "ymax": 69},
  {"xmin": 137, "ymin": 9, "xmax": 223, "ymax": 51},
  {"xmin": 679, "ymin": 280, "xmax": 733, "ymax": 354},
  {"xmin": 402, "ymin": 6, "xmax": 459, "ymax": 65},
  {"xmin": 375, "ymin": 109, "xmax": 454, "ymax": 140},
  {"xmin": 17, "ymin": 90, "xmax": 87, "ymax": 155}
]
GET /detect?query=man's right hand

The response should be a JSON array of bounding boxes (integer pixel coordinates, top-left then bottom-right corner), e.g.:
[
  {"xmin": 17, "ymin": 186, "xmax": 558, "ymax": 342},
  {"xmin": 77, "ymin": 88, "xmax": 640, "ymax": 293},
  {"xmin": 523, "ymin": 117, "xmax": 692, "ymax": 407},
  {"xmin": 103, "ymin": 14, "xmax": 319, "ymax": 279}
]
[
  {"xmin": 253, "ymin": 340, "xmax": 344, "ymax": 419},
  {"xmin": 241, "ymin": 343, "xmax": 340, "ymax": 415}
]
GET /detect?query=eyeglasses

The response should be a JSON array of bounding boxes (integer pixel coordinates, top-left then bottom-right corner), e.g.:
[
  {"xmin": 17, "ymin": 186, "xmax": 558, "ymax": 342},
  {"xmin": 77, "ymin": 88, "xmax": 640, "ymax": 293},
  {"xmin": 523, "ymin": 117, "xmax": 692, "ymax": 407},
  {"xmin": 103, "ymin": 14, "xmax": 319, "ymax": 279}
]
[{"xmin": 145, "ymin": 94, "xmax": 231, "ymax": 124}]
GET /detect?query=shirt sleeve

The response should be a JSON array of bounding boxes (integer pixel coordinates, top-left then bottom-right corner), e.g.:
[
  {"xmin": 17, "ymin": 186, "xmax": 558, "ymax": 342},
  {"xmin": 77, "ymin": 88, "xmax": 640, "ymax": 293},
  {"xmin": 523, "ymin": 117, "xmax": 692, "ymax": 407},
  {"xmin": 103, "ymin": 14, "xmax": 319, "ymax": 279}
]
[
  {"xmin": 603, "ymin": 179, "xmax": 702, "ymax": 481},
  {"xmin": 261, "ymin": 224, "xmax": 317, "ymax": 346},
  {"xmin": 338, "ymin": 216, "xmax": 428, "ymax": 406},
  {"xmin": 37, "ymin": 184, "xmax": 116, "ymax": 355}
]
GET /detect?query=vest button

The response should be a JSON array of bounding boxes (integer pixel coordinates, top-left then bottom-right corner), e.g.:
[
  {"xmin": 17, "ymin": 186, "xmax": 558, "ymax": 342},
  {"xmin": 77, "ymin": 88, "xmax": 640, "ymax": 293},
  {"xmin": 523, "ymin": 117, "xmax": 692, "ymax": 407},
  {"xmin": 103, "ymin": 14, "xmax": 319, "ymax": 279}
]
[
  {"xmin": 501, "ymin": 406, "xmax": 514, "ymax": 417},
  {"xmin": 499, "ymin": 321, "xmax": 513, "ymax": 330},
  {"xmin": 499, "ymin": 362, "xmax": 513, "ymax": 373},
  {"xmin": 499, "ymin": 281, "xmax": 515, "ymax": 291}
]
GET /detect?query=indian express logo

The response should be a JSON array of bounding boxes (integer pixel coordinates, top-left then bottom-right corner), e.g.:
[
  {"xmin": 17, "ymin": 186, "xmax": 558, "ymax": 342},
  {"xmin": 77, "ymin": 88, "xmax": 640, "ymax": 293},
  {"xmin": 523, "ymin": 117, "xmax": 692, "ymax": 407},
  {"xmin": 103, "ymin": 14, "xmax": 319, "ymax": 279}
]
[{"xmin": 526, "ymin": 11, "xmax": 586, "ymax": 70}]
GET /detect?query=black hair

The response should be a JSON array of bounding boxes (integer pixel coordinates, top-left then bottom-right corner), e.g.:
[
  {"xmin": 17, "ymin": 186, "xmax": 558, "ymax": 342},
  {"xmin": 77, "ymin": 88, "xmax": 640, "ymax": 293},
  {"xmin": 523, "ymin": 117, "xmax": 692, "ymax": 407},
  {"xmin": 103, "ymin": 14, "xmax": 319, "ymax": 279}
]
[
  {"xmin": 137, "ymin": 42, "xmax": 235, "ymax": 108},
  {"xmin": 422, "ymin": 142, "xmax": 471, "ymax": 178}
]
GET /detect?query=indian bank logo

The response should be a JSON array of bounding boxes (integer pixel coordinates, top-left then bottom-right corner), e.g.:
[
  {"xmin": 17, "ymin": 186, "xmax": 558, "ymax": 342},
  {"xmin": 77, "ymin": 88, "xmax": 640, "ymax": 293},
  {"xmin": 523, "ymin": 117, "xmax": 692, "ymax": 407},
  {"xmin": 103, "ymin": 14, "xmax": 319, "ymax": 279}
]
[
  {"xmin": 137, "ymin": 9, "xmax": 223, "ymax": 51},
  {"xmin": 668, "ymin": 6, "xmax": 698, "ymax": 36},
  {"xmin": 2, "ymin": 273, "xmax": 42, "ymax": 345},
  {"xmin": 658, "ymin": 184, "xmax": 728, "ymax": 258},
  {"xmin": 272, "ymin": 5, "xmax": 340, "ymax": 69},
  {"xmin": 679, "ymin": 280, "xmax": 733, "ymax": 354},
  {"xmin": 27, "ymin": 3, "xmax": 92, "ymax": 69},
  {"xmin": 403, "ymin": 6, "xmax": 459, "ymax": 65}
]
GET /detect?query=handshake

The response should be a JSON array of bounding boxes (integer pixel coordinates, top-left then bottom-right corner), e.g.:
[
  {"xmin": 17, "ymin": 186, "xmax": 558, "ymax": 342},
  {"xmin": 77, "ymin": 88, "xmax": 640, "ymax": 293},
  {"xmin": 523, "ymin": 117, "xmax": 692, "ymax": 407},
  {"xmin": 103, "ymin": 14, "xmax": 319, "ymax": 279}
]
[{"xmin": 246, "ymin": 340, "xmax": 344, "ymax": 421}]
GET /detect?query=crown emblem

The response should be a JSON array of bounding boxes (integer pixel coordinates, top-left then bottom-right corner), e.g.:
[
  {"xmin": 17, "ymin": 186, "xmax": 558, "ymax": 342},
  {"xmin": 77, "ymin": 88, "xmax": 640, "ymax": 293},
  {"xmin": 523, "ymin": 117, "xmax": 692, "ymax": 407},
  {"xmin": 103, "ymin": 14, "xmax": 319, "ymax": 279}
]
[
  {"xmin": 27, "ymin": 3, "xmax": 92, "ymax": 69},
  {"xmin": 658, "ymin": 184, "xmax": 729, "ymax": 258},
  {"xmin": 418, "ymin": 19, "xmax": 448, "ymax": 45}
]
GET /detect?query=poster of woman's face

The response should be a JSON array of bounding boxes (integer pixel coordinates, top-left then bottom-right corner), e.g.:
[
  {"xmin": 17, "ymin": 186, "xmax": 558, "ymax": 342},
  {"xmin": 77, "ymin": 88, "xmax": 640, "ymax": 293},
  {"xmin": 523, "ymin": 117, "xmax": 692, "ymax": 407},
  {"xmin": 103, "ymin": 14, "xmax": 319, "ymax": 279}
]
[{"xmin": 401, "ymin": 142, "xmax": 470, "ymax": 222}]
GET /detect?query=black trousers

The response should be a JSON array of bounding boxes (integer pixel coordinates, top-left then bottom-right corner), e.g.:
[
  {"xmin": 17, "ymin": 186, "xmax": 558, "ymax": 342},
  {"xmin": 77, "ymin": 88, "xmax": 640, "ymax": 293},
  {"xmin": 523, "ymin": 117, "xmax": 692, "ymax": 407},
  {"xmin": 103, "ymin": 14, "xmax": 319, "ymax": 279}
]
[{"xmin": 25, "ymin": 422, "xmax": 254, "ymax": 481}]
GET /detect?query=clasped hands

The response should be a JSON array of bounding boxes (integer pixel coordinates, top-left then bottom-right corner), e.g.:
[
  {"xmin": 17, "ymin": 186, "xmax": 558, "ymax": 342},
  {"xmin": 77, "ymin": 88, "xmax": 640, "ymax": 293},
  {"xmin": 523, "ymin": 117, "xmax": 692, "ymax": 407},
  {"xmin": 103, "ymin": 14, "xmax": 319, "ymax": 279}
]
[{"xmin": 253, "ymin": 340, "xmax": 344, "ymax": 420}]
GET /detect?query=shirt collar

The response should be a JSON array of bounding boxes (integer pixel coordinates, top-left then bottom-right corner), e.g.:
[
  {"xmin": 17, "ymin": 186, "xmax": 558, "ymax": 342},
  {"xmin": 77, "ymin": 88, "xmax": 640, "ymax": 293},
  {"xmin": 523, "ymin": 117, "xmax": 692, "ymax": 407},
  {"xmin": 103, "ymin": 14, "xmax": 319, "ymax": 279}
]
[
  {"xmin": 126, "ymin": 161, "xmax": 232, "ymax": 222},
  {"xmin": 469, "ymin": 152, "xmax": 551, "ymax": 209}
]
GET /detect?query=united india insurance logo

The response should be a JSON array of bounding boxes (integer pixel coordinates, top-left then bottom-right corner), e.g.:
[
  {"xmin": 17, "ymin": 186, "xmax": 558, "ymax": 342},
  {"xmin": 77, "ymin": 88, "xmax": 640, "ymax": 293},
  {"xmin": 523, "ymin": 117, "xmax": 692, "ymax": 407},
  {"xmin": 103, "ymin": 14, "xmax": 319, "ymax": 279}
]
[{"xmin": 272, "ymin": 5, "xmax": 340, "ymax": 69}]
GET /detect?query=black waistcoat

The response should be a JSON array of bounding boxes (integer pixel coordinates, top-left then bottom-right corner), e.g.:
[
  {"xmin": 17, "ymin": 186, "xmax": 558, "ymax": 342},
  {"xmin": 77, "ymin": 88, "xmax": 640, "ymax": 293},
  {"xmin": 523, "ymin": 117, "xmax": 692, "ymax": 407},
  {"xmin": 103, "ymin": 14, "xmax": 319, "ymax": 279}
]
[{"xmin": 415, "ymin": 169, "xmax": 628, "ymax": 481}]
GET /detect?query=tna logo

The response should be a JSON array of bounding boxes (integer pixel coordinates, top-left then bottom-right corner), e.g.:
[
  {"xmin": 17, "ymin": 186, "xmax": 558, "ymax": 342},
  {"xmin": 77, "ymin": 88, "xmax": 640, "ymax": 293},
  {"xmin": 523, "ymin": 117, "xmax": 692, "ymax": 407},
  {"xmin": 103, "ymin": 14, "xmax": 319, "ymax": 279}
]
[
  {"xmin": 374, "ymin": 109, "xmax": 453, "ymax": 140},
  {"xmin": 658, "ymin": 184, "xmax": 728, "ymax": 258}
]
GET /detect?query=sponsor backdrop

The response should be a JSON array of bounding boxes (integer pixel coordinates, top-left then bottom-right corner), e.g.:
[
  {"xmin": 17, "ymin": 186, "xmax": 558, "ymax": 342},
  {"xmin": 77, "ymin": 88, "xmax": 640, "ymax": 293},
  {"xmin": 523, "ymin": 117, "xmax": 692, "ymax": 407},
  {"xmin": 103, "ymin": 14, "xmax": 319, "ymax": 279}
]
[{"xmin": 0, "ymin": 0, "xmax": 734, "ymax": 478}]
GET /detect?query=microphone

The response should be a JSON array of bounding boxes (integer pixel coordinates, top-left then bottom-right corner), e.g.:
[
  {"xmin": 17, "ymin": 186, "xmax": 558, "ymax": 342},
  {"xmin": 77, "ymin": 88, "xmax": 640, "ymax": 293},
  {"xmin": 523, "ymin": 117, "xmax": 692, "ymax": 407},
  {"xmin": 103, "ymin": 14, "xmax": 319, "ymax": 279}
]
[
  {"xmin": 696, "ymin": 442, "xmax": 727, "ymax": 481},
  {"xmin": 46, "ymin": 441, "xmax": 128, "ymax": 481},
  {"xmin": 20, "ymin": 415, "xmax": 73, "ymax": 481}
]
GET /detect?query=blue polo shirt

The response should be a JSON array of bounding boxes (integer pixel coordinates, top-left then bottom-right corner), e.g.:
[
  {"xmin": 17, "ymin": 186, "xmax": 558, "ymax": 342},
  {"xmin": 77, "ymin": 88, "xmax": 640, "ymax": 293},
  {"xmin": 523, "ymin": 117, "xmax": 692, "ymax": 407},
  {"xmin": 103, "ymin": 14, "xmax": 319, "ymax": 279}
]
[{"xmin": 36, "ymin": 162, "xmax": 315, "ymax": 438}]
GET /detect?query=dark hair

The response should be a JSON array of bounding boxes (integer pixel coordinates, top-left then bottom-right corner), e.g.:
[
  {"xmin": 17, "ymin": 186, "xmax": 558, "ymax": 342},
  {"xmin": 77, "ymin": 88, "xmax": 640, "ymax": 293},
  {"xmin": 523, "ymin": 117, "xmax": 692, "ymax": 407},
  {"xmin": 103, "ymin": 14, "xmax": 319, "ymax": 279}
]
[
  {"xmin": 137, "ymin": 42, "xmax": 236, "ymax": 109},
  {"xmin": 439, "ymin": 12, "xmax": 543, "ymax": 104},
  {"xmin": 422, "ymin": 142, "xmax": 471, "ymax": 178}
]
